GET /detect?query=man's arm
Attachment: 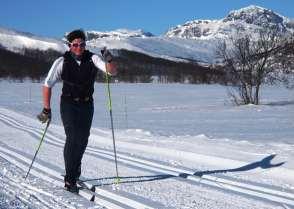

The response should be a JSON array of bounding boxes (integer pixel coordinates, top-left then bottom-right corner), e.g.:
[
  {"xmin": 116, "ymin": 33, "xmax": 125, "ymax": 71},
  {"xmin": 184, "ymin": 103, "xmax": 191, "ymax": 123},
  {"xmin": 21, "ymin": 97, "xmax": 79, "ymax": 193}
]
[
  {"xmin": 92, "ymin": 54, "xmax": 117, "ymax": 76},
  {"xmin": 101, "ymin": 48, "xmax": 117, "ymax": 76},
  {"xmin": 37, "ymin": 86, "xmax": 52, "ymax": 123},
  {"xmin": 37, "ymin": 57, "xmax": 63, "ymax": 123},
  {"xmin": 42, "ymin": 56, "xmax": 63, "ymax": 109},
  {"xmin": 43, "ymin": 86, "xmax": 52, "ymax": 109},
  {"xmin": 106, "ymin": 62, "xmax": 117, "ymax": 76}
]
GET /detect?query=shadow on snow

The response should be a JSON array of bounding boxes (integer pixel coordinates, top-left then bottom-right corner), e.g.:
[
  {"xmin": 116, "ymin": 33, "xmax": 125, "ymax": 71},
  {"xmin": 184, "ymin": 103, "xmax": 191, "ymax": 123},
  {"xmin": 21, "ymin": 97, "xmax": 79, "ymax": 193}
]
[
  {"xmin": 81, "ymin": 154, "xmax": 285, "ymax": 186},
  {"xmin": 181, "ymin": 154, "xmax": 285, "ymax": 178},
  {"xmin": 263, "ymin": 100, "xmax": 294, "ymax": 106}
]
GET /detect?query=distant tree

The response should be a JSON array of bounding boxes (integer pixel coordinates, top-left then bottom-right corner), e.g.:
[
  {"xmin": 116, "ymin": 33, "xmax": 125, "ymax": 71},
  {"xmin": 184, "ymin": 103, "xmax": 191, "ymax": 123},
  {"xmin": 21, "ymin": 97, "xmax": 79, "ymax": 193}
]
[
  {"xmin": 216, "ymin": 29, "xmax": 294, "ymax": 105},
  {"xmin": 272, "ymin": 34, "xmax": 294, "ymax": 89},
  {"xmin": 0, "ymin": 47, "xmax": 61, "ymax": 80}
]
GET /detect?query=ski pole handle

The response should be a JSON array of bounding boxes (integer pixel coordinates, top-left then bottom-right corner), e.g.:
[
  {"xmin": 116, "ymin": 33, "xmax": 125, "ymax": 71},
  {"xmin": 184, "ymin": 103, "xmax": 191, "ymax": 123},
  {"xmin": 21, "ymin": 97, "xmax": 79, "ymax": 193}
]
[{"xmin": 101, "ymin": 47, "xmax": 113, "ymax": 63}]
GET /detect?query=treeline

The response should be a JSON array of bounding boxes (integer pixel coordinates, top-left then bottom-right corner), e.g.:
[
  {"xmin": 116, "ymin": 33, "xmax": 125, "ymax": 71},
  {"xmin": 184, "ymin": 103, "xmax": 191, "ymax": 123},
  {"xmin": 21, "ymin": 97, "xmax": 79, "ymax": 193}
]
[
  {"xmin": 0, "ymin": 47, "xmax": 62, "ymax": 81},
  {"xmin": 0, "ymin": 47, "xmax": 226, "ymax": 84},
  {"xmin": 105, "ymin": 49, "xmax": 225, "ymax": 84}
]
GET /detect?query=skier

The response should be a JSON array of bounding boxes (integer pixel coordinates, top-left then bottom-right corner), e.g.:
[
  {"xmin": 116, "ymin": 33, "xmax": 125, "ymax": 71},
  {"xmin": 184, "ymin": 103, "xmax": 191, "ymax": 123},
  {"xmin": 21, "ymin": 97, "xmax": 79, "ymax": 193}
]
[{"xmin": 37, "ymin": 29, "xmax": 117, "ymax": 193}]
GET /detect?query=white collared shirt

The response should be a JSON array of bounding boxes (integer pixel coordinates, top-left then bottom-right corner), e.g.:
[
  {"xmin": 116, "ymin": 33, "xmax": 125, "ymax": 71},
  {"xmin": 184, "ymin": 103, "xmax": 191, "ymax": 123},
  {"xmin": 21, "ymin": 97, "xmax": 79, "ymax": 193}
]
[{"xmin": 44, "ymin": 54, "xmax": 106, "ymax": 88}]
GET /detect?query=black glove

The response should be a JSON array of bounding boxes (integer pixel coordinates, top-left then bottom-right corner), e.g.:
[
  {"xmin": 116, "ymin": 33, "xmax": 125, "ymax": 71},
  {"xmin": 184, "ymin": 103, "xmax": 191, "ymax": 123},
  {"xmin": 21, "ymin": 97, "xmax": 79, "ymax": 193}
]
[
  {"xmin": 101, "ymin": 47, "xmax": 113, "ymax": 63},
  {"xmin": 37, "ymin": 108, "xmax": 51, "ymax": 123}
]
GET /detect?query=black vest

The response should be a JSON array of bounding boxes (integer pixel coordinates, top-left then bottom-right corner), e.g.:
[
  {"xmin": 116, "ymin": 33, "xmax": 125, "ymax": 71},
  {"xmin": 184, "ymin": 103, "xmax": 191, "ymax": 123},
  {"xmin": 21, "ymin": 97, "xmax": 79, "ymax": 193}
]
[{"xmin": 61, "ymin": 50, "xmax": 98, "ymax": 100}]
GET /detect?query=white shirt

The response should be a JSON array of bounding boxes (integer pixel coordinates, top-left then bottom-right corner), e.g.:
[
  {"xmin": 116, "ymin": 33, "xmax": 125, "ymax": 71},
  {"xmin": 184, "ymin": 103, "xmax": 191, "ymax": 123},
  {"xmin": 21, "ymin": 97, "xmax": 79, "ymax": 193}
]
[{"xmin": 44, "ymin": 54, "xmax": 106, "ymax": 88}]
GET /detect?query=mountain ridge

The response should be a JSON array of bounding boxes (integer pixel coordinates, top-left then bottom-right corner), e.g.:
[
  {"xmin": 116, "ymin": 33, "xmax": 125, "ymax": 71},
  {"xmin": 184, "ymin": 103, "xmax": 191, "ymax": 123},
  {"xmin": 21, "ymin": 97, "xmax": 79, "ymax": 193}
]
[
  {"xmin": 165, "ymin": 5, "xmax": 294, "ymax": 39},
  {"xmin": 0, "ymin": 5, "xmax": 293, "ymax": 64}
]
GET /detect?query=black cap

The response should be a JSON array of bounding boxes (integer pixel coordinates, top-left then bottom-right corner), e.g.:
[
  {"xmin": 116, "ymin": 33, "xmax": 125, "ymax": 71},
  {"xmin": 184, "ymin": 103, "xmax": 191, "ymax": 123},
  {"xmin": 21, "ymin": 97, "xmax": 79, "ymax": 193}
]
[{"xmin": 66, "ymin": 29, "xmax": 86, "ymax": 43}]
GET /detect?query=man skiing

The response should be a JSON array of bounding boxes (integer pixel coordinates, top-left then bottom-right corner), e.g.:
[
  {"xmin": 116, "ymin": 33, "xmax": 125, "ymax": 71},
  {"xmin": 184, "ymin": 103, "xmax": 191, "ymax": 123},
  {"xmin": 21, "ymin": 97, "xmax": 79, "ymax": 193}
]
[{"xmin": 37, "ymin": 29, "xmax": 117, "ymax": 193}]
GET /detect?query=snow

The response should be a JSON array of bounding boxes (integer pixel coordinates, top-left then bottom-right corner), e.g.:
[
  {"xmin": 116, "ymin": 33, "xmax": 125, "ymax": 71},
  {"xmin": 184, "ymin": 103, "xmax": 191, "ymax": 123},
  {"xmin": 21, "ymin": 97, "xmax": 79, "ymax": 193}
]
[
  {"xmin": 87, "ymin": 36, "xmax": 217, "ymax": 63},
  {"xmin": 0, "ymin": 26, "xmax": 217, "ymax": 63},
  {"xmin": 0, "ymin": 81, "xmax": 293, "ymax": 209},
  {"xmin": 165, "ymin": 5, "xmax": 294, "ymax": 40},
  {"xmin": 0, "ymin": 28, "xmax": 67, "ymax": 54},
  {"xmin": 86, "ymin": 29, "xmax": 154, "ymax": 39}
]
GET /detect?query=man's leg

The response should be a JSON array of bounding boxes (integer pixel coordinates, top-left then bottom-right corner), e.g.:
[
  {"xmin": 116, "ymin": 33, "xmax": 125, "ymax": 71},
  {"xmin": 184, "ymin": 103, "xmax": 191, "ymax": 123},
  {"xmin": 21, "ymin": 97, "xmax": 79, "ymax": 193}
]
[
  {"xmin": 74, "ymin": 102, "xmax": 94, "ymax": 180},
  {"xmin": 60, "ymin": 100, "xmax": 78, "ymax": 190}
]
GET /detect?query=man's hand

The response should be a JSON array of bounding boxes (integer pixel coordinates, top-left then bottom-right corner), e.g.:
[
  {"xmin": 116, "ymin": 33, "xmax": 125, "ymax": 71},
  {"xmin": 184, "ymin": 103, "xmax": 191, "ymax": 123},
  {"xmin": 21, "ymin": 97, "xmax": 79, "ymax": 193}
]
[
  {"xmin": 101, "ymin": 47, "xmax": 117, "ymax": 75},
  {"xmin": 101, "ymin": 47, "xmax": 113, "ymax": 63},
  {"xmin": 37, "ymin": 108, "xmax": 51, "ymax": 123}
]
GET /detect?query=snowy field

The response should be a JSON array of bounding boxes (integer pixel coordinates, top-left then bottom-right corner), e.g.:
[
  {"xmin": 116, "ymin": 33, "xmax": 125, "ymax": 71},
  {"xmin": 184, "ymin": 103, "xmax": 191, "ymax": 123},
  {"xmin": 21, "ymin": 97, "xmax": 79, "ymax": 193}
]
[{"xmin": 0, "ymin": 81, "xmax": 293, "ymax": 209}]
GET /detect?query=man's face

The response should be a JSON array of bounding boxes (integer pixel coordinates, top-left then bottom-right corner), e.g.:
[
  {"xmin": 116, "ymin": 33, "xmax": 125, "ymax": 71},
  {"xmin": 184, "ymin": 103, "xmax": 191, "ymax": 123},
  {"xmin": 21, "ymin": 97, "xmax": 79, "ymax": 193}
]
[{"xmin": 69, "ymin": 38, "xmax": 86, "ymax": 56}]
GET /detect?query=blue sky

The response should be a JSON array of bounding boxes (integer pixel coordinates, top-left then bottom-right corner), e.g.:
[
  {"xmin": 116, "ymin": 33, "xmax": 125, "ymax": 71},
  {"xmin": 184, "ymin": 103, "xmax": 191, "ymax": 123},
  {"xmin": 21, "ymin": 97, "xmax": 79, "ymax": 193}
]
[{"xmin": 1, "ymin": 0, "xmax": 294, "ymax": 38}]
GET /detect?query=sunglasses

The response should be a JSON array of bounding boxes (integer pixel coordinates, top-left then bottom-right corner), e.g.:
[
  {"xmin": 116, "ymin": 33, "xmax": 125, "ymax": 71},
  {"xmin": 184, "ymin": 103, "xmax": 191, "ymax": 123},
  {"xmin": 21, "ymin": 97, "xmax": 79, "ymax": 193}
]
[{"xmin": 71, "ymin": 42, "xmax": 86, "ymax": 48}]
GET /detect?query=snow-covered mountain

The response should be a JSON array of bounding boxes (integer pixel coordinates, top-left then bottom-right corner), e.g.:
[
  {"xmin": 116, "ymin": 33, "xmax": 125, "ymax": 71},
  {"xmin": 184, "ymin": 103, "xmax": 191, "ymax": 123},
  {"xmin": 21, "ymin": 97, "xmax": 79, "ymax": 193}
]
[
  {"xmin": 0, "ymin": 5, "xmax": 293, "ymax": 64},
  {"xmin": 86, "ymin": 29, "xmax": 154, "ymax": 40},
  {"xmin": 0, "ymin": 27, "xmax": 67, "ymax": 54},
  {"xmin": 86, "ymin": 35, "xmax": 216, "ymax": 64},
  {"xmin": 0, "ymin": 26, "xmax": 214, "ymax": 64},
  {"xmin": 165, "ymin": 5, "xmax": 294, "ymax": 39},
  {"xmin": 86, "ymin": 5, "xmax": 294, "ymax": 64}
]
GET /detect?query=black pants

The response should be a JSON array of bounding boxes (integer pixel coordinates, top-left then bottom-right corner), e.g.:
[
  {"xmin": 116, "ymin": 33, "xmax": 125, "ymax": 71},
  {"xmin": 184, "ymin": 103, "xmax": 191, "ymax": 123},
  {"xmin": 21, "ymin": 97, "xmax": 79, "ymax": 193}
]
[{"xmin": 60, "ymin": 99, "xmax": 94, "ymax": 184}]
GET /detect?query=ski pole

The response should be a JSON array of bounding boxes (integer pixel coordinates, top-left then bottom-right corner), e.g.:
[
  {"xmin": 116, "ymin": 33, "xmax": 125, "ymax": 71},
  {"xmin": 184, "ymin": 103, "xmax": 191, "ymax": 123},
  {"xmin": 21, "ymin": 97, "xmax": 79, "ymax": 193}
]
[
  {"xmin": 103, "ymin": 48, "xmax": 120, "ymax": 183},
  {"xmin": 124, "ymin": 93, "xmax": 128, "ymax": 129},
  {"xmin": 25, "ymin": 119, "xmax": 51, "ymax": 180}
]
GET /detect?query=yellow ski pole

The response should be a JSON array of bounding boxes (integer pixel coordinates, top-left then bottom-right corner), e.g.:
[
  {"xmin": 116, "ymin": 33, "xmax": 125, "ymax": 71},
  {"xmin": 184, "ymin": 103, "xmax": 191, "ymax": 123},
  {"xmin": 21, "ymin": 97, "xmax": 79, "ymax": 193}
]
[
  {"xmin": 25, "ymin": 119, "xmax": 51, "ymax": 179},
  {"xmin": 102, "ymin": 47, "xmax": 120, "ymax": 183}
]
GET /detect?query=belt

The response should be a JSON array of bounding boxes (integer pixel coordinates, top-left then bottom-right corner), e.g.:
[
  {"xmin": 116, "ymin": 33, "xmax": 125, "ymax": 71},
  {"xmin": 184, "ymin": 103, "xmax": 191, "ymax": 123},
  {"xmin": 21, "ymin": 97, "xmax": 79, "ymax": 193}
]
[
  {"xmin": 61, "ymin": 95, "xmax": 92, "ymax": 103},
  {"xmin": 73, "ymin": 97, "xmax": 90, "ymax": 102}
]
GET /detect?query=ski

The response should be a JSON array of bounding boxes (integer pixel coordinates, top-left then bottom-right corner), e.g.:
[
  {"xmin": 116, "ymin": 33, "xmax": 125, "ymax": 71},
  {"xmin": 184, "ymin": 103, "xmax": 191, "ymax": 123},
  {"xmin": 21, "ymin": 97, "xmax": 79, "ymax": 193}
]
[
  {"xmin": 77, "ymin": 179, "xmax": 96, "ymax": 201},
  {"xmin": 61, "ymin": 174, "xmax": 95, "ymax": 201}
]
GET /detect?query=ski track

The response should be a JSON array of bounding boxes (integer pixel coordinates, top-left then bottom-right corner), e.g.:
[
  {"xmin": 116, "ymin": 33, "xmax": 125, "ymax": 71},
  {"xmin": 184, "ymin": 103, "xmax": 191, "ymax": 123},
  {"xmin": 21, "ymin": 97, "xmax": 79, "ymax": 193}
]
[
  {"xmin": 0, "ymin": 149, "xmax": 81, "ymax": 209},
  {"xmin": 0, "ymin": 163, "xmax": 78, "ymax": 209},
  {"xmin": 0, "ymin": 142, "xmax": 153, "ymax": 209},
  {"xmin": 0, "ymin": 110, "xmax": 293, "ymax": 208},
  {"xmin": 0, "ymin": 112, "xmax": 161, "ymax": 209}
]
